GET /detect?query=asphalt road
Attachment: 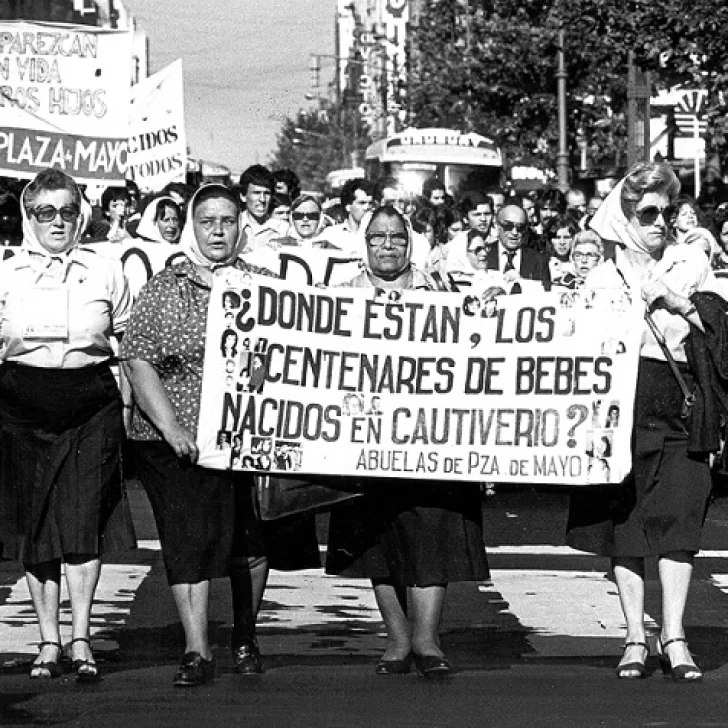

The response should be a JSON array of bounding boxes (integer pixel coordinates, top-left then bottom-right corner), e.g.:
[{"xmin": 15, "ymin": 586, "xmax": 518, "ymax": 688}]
[{"xmin": 3, "ymin": 484, "xmax": 728, "ymax": 727}]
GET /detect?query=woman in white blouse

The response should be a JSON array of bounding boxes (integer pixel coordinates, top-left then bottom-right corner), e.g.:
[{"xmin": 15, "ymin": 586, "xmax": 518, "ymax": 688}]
[{"xmin": 0, "ymin": 168, "xmax": 134, "ymax": 682}]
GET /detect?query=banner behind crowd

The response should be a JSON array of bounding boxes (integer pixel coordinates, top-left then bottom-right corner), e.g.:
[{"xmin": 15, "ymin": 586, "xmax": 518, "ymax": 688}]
[
  {"xmin": 0, "ymin": 21, "xmax": 132, "ymax": 183},
  {"xmin": 127, "ymin": 60, "xmax": 187, "ymax": 191},
  {"xmin": 197, "ymin": 271, "xmax": 642, "ymax": 486}
]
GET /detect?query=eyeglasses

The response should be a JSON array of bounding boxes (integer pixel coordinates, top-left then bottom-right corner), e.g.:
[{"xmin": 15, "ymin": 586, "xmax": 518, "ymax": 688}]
[
  {"xmin": 634, "ymin": 204, "xmax": 674, "ymax": 227},
  {"xmin": 468, "ymin": 245, "xmax": 487, "ymax": 256},
  {"xmin": 498, "ymin": 220, "xmax": 528, "ymax": 233},
  {"xmin": 572, "ymin": 252, "xmax": 601, "ymax": 262},
  {"xmin": 30, "ymin": 205, "xmax": 80, "ymax": 223},
  {"xmin": 366, "ymin": 232, "xmax": 408, "ymax": 248},
  {"xmin": 292, "ymin": 211, "xmax": 321, "ymax": 221}
]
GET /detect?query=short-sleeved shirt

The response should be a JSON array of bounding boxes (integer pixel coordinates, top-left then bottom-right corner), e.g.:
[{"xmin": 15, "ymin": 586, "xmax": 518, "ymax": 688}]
[
  {"xmin": 0, "ymin": 245, "xmax": 130, "ymax": 368},
  {"xmin": 121, "ymin": 257, "xmax": 270, "ymax": 441}
]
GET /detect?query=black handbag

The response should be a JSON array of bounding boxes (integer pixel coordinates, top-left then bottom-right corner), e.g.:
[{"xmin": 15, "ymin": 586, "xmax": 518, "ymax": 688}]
[{"xmin": 254, "ymin": 474, "xmax": 362, "ymax": 521}]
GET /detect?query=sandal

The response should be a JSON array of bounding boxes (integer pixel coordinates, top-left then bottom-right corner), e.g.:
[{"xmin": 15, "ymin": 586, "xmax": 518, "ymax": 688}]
[
  {"xmin": 69, "ymin": 637, "xmax": 101, "ymax": 683},
  {"xmin": 29, "ymin": 641, "xmax": 63, "ymax": 680},
  {"xmin": 615, "ymin": 641, "xmax": 649, "ymax": 680},
  {"xmin": 657, "ymin": 637, "xmax": 702, "ymax": 682}
]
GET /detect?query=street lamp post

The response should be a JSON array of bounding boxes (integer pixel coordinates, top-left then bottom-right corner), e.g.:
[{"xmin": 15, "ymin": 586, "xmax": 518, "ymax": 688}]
[{"xmin": 555, "ymin": 29, "xmax": 570, "ymax": 193}]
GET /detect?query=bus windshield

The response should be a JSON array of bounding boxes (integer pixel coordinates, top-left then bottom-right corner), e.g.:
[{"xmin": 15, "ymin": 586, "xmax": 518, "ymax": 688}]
[{"xmin": 365, "ymin": 128, "xmax": 504, "ymax": 197}]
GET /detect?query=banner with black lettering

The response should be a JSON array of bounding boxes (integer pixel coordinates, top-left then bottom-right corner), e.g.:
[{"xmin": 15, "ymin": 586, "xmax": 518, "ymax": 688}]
[
  {"xmin": 127, "ymin": 60, "xmax": 186, "ymax": 191},
  {"xmin": 240, "ymin": 245, "xmax": 362, "ymax": 287},
  {"xmin": 0, "ymin": 21, "xmax": 132, "ymax": 183},
  {"xmin": 197, "ymin": 271, "xmax": 642, "ymax": 486}
]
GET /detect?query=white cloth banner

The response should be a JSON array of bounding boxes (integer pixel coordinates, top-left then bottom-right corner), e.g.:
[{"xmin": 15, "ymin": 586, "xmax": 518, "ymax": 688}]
[
  {"xmin": 197, "ymin": 271, "xmax": 642, "ymax": 486},
  {"xmin": 127, "ymin": 59, "xmax": 187, "ymax": 191},
  {"xmin": 0, "ymin": 21, "xmax": 132, "ymax": 183}
]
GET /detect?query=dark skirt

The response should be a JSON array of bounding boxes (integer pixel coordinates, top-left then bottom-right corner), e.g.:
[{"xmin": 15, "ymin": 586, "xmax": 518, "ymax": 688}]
[
  {"xmin": 326, "ymin": 480, "xmax": 489, "ymax": 587},
  {"xmin": 0, "ymin": 362, "xmax": 135, "ymax": 565},
  {"xmin": 133, "ymin": 441, "xmax": 320, "ymax": 585},
  {"xmin": 566, "ymin": 358, "xmax": 711, "ymax": 557}
]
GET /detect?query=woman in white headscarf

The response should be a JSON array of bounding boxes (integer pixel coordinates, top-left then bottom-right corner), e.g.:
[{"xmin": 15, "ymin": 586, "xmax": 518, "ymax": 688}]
[
  {"xmin": 121, "ymin": 185, "xmax": 319, "ymax": 687},
  {"xmin": 0, "ymin": 168, "xmax": 134, "ymax": 682},
  {"xmin": 135, "ymin": 195, "xmax": 182, "ymax": 245},
  {"xmin": 566, "ymin": 162, "xmax": 726, "ymax": 683}
]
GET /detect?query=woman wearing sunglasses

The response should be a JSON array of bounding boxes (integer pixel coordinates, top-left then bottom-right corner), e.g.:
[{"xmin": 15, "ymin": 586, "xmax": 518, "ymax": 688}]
[
  {"xmin": 0, "ymin": 168, "xmax": 135, "ymax": 681},
  {"xmin": 276, "ymin": 194, "xmax": 338, "ymax": 249},
  {"xmin": 567, "ymin": 161, "xmax": 727, "ymax": 683}
]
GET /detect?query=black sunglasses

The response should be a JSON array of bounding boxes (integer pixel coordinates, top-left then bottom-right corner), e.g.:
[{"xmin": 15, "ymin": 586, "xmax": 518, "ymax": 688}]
[
  {"xmin": 468, "ymin": 245, "xmax": 488, "ymax": 256},
  {"xmin": 292, "ymin": 211, "xmax": 321, "ymax": 221},
  {"xmin": 30, "ymin": 205, "xmax": 80, "ymax": 223},
  {"xmin": 634, "ymin": 204, "xmax": 674, "ymax": 227},
  {"xmin": 499, "ymin": 220, "xmax": 528, "ymax": 233}
]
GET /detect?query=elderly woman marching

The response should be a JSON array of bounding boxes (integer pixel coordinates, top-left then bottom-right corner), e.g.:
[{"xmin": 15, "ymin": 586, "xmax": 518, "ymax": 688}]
[
  {"xmin": 566, "ymin": 161, "xmax": 728, "ymax": 682},
  {"xmin": 0, "ymin": 168, "xmax": 135, "ymax": 681},
  {"xmin": 121, "ymin": 184, "xmax": 318, "ymax": 687},
  {"xmin": 326, "ymin": 204, "xmax": 489, "ymax": 679}
]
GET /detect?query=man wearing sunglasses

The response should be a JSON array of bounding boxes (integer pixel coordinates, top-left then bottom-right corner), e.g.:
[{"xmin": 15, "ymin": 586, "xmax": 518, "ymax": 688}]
[
  {"xmin": 238, "ymin": 164, "xmax": 286, "ymax": 252},
  {"xmin": 489, "ymin": 204, "xmax": 551, "ymax": 291}
]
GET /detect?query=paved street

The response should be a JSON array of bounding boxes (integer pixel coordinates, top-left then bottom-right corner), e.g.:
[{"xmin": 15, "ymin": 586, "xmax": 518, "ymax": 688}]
[{"xmin": 3, "ymin": 484, "xmax": 728, "ymax": 727}]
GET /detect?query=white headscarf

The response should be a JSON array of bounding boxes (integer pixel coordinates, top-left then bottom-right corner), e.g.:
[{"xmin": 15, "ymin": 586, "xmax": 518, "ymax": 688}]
[
  {"xmin": 20, "ymin": 179, "xmax": 92, "ymax": 281},
  {"xmin": 589, "ymin": 178, "xmax": 670, "ymax": 254},
  {"xmin": 179, "ymin": 184, "xmax": 247, "ymax": 270},
  {"xmin": 136, "ymin": 195, "xmax": 179, "ymax": 244}
]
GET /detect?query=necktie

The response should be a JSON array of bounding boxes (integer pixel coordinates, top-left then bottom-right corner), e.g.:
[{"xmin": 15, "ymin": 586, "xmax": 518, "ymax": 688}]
[{"xmin": 503, "ymin": 251, "xmax": 516, "ymax": 272}]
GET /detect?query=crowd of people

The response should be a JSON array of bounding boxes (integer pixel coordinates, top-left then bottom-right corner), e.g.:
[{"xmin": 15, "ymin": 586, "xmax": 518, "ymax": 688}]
[{"xmin": 1, "ymin": 158, "xmax": 728, "ymax": 689}]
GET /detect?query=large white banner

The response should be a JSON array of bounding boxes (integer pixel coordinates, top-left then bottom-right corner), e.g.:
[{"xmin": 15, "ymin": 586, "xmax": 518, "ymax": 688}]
[
  {"xmin": 0, "ymin": 21, "xmax": 132, "ymax": 183},
  {"xmin": 127, "ymin": 59, "xmax": 186, "ymax": 191},
  {"xmin": 197, "ymin": 271, "xmax": 642, "ymax": 486}
]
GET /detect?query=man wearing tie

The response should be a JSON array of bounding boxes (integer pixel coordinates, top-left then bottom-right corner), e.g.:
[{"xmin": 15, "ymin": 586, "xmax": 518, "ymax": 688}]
[{"xmin": 488, "ymin": 204, "xmax": 551, "ymax": 291}]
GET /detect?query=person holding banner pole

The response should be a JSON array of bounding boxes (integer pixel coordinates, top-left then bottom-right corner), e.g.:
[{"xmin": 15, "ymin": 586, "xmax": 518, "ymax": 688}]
[
  {"xmin": 325, "ymin": 205, "xmax": 489, "ymax": 679},
  {"xmin": 566, "ymin": 161, "xmax": 728, "ymax": 682},
  {"xmin": 0, "ymin": 168, "xmax": 135, "ymax": 681},
  {"xmin": 121, "ymin": 184, "xmax": 318, "ymax": 687}
]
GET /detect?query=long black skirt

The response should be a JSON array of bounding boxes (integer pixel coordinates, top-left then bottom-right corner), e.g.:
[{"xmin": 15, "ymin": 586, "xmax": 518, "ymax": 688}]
[
  {"xmin": 0, "ymin": 362, "xmax": 135, "ymax": 565},
  {"xmin": 133, "ymin": 441, "xmax": 320, "ymax": 585},
  {"xmin": 326, "ymin": 480, "xmax": 489, "ymax": 587},
  {"xmin": 566, "ymin": 358, "xmax": 711, "ymax": 557}
]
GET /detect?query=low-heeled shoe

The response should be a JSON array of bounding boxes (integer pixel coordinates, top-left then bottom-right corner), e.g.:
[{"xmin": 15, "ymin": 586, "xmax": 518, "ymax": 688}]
[
  {"xmin": 173, "ymin": 652, "xmax": 215, "ymax": 687},
  {"xmin": 232, "ymin": 639, "xmax": 263, "ymax": 675},
  {"xmin": 375, "ymin": 653, "xmax": 414, "ymax": 675},
  {"xmin": 414, "ymin": 654, "xmax": 451, "ymax": 679}
]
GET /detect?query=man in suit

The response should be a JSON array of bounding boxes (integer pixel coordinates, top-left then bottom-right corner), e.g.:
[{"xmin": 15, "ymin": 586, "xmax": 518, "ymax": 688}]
[{"xmin": 488, "ymin": 204, "xmax": 551, "ymax": 291}]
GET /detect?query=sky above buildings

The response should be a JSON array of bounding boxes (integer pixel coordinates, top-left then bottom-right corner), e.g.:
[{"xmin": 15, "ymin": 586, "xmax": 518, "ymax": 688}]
[{"xmin": 123, "ymin": 0, "xmax": 335, "ymax": 175}]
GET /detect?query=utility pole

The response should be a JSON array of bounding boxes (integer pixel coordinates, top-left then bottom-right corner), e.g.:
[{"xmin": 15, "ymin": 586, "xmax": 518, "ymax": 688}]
[
  {"xmin": 626, "ymin": 51, "xmax": 651, "ymax": 168},
  {"xmin": 555, "ymin": 29, "xmax": 569, "ymax": 193}
]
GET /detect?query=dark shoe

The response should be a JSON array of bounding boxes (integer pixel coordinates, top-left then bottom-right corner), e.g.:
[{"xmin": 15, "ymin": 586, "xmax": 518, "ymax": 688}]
[
  {"xmin": 232, "ymin": 639, "xmax": 263, "ymax": 675},
  {"xmin": 69, "ymin": 637, "xmax": 102, "ymax": 684},
  {"xmin": 414, "ymin": 653, "xmax": 451, "ymax": 679},
  {"xmin": 173, "ymin": 651, "xmax": 215, "ymax": 687},
  {"xmin": 375, "ymin": 653, "xmax": 413, "ymax": 675},
  {"xmin": 615, "ymin": 641, "xmax": 649, "ymax": 680},
  {"xmin": 657, "ymin": 637, "xmax": 703, "ymax": 682},
  {"xmin": 29, "ymin": 641, "xmax": 63, "ymax": 680}
]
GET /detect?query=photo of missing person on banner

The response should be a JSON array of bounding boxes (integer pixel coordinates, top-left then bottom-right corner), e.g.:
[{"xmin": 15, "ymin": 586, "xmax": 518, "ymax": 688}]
[{"xmin": 274, "ymin": 442, "xmax": 303, "ymax": 472}]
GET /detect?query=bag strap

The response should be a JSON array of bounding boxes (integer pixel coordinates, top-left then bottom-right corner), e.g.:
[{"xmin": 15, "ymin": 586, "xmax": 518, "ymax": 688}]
[{"xmin": 644, "ymin": 310, "xmax": 695, "ymax": 418}]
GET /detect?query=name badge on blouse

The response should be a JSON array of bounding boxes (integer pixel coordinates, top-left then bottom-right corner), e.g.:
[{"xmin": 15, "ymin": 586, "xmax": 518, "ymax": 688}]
[{"xmin": 21, "ymin": 286, "xmax": 69, "ymax": 339}]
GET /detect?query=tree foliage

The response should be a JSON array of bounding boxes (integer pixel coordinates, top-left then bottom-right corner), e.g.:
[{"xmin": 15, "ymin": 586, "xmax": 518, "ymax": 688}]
[
  {"xmin": 407, "ymin": 0, "xmax": 728, "ymax": 177},
  {"xmin": 269, "ymin": 102, "xmax": 372, "ymax": 192}
]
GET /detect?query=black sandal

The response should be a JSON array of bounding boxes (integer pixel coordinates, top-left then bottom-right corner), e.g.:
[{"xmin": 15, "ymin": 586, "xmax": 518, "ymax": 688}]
[
  {"xmin": 69, "ymin": 637, "xmax": 101, "ymax": 683},
  {"xmin": 29, "ymin": 641, "xmax": 63, "ymax": 680},
  {"xmin": 615, "ymin": 641, "xmax": 649, "ymax": 679}
]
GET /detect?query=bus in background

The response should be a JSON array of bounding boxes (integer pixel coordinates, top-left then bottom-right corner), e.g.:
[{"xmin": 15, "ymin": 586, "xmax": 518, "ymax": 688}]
[
  {"xmin": 186, "ymin": 158, "xmax": 232, "ymax": 188},
  {"xmin": 364, "ymin": 128, "xmax": 505, "ymax": 197}
]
